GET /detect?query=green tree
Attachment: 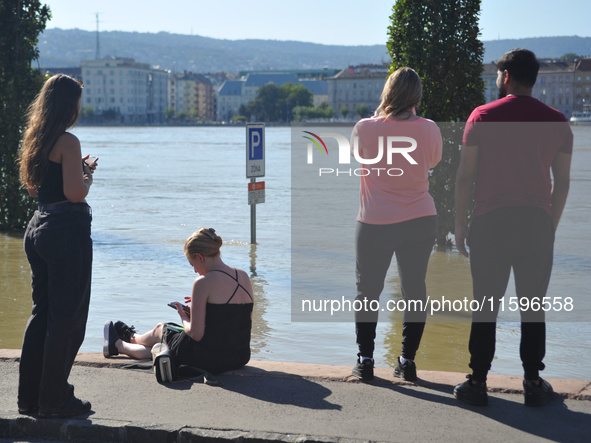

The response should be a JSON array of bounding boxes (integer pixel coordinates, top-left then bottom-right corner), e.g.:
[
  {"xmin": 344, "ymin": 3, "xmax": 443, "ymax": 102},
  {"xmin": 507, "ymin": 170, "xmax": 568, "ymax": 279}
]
[
  {"xmin": 355, "ymin": 104, "xmax": 369, "ymax": 119},
  {"xmin": 0, "ymin": 0, "xmax": 51, "ymax": 231},
  {"xmin": 388, "ymin": 0, "xmax": 485, "ymax": 248},
  {"xmin": 282, "ymin": 83, "xmax": 313, "ymax": 120},
  {"xmin": 559, "ymin": 53, "xmax": 579, "ymax": 63},
  {"xmin": 81, "ymin": 105, "xmax": 95, "ymax": 124},
  {"xmin": 340, "ymin": 107, "xmax": 349, "ymax": 120},
  {"xmin": 164, "ymin": 106, "xmax": 175, "ymax": 120},
  {"xmin": 293, "ymin": 102, "xmax": 336, "ymax": 122},
  {"xmin": 239, "ymin": 82, "xmax": 313, "ymax": 122}
]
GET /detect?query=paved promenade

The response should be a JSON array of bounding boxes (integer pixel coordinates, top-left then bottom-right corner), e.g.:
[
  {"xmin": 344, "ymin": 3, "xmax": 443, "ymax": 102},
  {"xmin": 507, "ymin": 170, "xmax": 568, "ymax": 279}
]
[{"xmin": 1, "ymin": 349, "xmax": 589, "ymax": 442}]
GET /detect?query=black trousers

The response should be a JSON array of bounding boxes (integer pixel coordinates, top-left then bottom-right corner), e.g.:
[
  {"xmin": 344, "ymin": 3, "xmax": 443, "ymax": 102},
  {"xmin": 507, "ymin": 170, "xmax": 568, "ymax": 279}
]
[
  {"xmin": 468, "ymin": 206, "xmax": 554, "ymax": 381},
  {"xmin": 355, "ymin": 216, "xmax": 437, "ymax": 360},
  {"xmin": 18, "ymin": 205, "xmax": 92, "ymax": 410}
]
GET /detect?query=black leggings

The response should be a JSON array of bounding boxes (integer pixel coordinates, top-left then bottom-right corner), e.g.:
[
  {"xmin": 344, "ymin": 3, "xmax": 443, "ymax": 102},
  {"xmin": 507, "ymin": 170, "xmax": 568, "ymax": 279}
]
[
  {"xmin": 355, "ymin": 216, "xmax": 437, "ymax": 360},
  {"xmin": 468, "ymin": 206, "xmax": 554, "ymax": 381}
]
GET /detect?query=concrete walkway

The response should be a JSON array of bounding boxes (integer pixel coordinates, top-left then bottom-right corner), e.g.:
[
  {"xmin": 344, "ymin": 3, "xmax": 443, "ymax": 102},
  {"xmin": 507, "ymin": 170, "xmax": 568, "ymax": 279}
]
[{"xmin": 1, "ymin": 349, "xmax": 590, "ymax": 442}]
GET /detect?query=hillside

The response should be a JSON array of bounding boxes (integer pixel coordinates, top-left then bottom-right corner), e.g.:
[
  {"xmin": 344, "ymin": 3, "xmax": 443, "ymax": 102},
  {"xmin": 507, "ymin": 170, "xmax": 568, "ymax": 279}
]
[
  {"xmin": 37, "ymin": 29, "xmax": 591, "ymax": 73},
  {"xmin": 482, "ymin": 36, "xmax": 591, "ymax": 62},
  {"xmin": 38, "ymin": 29, "xmax": 390, "ymax": 73}
]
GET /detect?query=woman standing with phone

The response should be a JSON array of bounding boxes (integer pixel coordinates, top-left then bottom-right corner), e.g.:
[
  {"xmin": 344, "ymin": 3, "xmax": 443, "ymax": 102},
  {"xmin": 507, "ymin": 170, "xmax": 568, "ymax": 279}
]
[{"xmin": 16, "ymin": 74, "xmax": 97, "ymax": 418}]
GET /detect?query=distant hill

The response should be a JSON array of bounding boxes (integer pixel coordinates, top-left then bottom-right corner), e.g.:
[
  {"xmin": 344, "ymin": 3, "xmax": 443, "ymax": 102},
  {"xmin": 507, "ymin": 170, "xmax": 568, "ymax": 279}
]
[
  {"xmin": 37, "ymin": 29, "xmax": 390, "ymax": 73},
  {"xmin": 482, "ymin": 36, "xmax": 591, "ymax": 63},
  {"xmin": 37, "ymin": 29, "xmax": 591, "ymax": 73}
]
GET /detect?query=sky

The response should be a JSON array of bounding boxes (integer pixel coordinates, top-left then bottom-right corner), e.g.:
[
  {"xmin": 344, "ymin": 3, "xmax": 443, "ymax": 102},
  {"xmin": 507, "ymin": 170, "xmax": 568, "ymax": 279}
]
[{"xmin": 43, "ymin": 0, "xmax": 590, "ymax": 46}]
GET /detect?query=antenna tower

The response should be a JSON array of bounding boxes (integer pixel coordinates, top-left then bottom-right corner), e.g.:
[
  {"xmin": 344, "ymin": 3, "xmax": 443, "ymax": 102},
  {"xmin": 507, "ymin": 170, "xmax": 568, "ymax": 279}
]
[{"xmin": 95, "ymin": 13, "xmax": 100, "ymax": 59}]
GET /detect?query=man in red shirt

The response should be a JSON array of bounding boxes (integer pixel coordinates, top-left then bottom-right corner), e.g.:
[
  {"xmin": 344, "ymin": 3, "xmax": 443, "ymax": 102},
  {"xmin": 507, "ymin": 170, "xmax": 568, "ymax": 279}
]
[{"xmin": 453, "ymin": 49, "xmax": 572, "ymax": 406}]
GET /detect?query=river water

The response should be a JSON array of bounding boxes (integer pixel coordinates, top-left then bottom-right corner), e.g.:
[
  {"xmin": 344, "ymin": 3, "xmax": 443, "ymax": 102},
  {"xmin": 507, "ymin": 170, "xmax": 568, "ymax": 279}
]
[{"xmin": 1, "ymin": 125, "xmax": 589, "ymax": 379}]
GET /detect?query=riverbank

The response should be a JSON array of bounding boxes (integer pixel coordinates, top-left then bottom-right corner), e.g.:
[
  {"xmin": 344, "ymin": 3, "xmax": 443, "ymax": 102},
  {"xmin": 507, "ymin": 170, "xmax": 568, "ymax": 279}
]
[{"xmin": 1, "ymin": 349, "xmax": 589, "ymax": 442}]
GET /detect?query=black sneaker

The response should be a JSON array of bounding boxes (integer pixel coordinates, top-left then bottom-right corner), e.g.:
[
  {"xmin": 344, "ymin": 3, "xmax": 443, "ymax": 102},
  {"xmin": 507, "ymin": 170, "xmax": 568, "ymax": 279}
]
[
  {"xmin": 352, "ymin": 358, "xmax": 374, "ymax": 381},
  {"xmin": 394, "ymin": 357, "xmax": 417, "ymax": 381},
  {"xmin": 103, "ymin": 321, "xmax": 120, "ymax": 357},
  {"xmin": 18, "ymin": 405, "xmax": 38, "ymax": 416},
  {"xmin": 454, "ymin": 374, "xmax": 488, "ymax": 406},
  {"xmin": 114, "ymin": 321, "xmax": 136, "ymax": 343},
  {"xmin": 524, "ymin": 377, "xmax": 554, "ymax": 407},
  {"xmin": 39, "ymin": 397, "xmax": 92, "ymax": 418}
]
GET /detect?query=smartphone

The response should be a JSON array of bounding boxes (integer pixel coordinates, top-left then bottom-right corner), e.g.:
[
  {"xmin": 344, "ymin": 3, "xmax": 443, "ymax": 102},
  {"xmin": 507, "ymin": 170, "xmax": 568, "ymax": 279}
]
[
  {"xmin": 168, "ymin": 302, "xmax": 190, "ymax": 317},
  {"xmin": 85, "ymin": 157, "xmax": 99, "ymax": 167}
]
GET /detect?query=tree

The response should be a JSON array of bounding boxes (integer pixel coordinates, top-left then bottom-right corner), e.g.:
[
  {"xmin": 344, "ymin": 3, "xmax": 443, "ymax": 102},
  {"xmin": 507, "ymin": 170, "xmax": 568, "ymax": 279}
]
[
  {"xmin": 0, "ymin": 1, "xmax": 51, "ymax": 231},
  {"xmin": 559, "ymin": 53, "xmax": 579, "ymax": 63},
  {"xmin": 282, "ymin": 83, "xmax": 313, "ymax": 120},
  {"xmin": 81, "ymin": 105, "xmax": 95, "ymax": 124},
  {"xmin": 355, "ymin": 104, "xmax": 369, "ymax": 119},
  {"xmin": 164, "ymin": 106, "xmax": 175, "ymax": 120},
  {"xmin": 340, "ymin": 107, "xmax": 349, "ymax": 120},
  {"xmin": 387, "ymin": 0, "xmax": 485, "ymax": 248},
  {"xmin": 292, "ymin": 102, "xmax": 336, "ymax": 122},
  {"xmin": 238, "ymin": 82, "xmax": 313, "ymax": 122}
]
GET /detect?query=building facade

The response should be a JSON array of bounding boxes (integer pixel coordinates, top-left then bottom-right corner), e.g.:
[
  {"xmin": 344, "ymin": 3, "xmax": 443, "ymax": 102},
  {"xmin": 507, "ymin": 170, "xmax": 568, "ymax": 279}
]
[
  {"xmin": 169, "ymin": 72, "xmax": 214, "ymax": 121},
  {"xmin": 532, "ymin": 60, "xmax": 574, "ymax": 118},
  {"xmin": 216, "ymin": 80, "xmax": 245, "ymax": 122},
  {"xmin": 327, "ymin": 64, "xmax": 390, "ymax": 119},
  {"xmin": 482, "ymin": 63, "xmax": 499, "ymax": 103},
  {"xmin": 574, "ymin": 58, "xmax": 591, "ymax": 114},
  {"xmin": 81, "ymin": 57, "xmax": 168, "ymax": 124}
]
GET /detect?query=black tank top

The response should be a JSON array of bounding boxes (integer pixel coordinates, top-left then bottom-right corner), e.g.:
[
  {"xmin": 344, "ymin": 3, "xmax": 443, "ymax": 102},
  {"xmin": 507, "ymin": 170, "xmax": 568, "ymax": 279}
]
[{"xmin": 37, "ymin": 161, "xmax": 67, "ymax": 204}]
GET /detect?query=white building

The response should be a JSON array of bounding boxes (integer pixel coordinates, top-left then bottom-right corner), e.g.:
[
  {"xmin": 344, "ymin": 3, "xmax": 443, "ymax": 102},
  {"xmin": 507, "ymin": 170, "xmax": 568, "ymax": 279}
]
[
  {"xmin": 327, "ymin": 64, "xmax": 390, "ymax": 119},
  {"xmin": 81, "ymin": 57, "xmax": 168, "ymax": 124},
  {"xmin": 532, "ymin": 60, "xmax": 574, "ymax": 118}
]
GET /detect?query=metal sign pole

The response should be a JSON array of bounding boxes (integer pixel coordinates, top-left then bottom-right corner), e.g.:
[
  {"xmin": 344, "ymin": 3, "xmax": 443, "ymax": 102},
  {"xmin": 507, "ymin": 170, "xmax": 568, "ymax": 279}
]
[{"xmin": 250, "ymin": 178, "xmax": 256, "ymax": 244}]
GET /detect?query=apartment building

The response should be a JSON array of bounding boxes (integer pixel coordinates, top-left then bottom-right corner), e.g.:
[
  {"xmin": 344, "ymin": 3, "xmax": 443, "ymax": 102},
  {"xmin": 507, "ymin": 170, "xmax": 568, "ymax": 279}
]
[
  {"xmin": 574, "ymin": 58, "xmax": 591, "ymax": 113},
  {"xmin": 327, "ymin": 64, "xmax": 390, "ymax": 119},
  {"xmin": 169, "ymin": 72, "xmax": 214, "ymax": 121},
  {"xmin": 532, "ymin": 60, "xmax": 574, "ymax": 118},
  {"xmin": 482, "ymin": 62, "xmax": 499, "ymax": 103},
  {"xmin": 81, "ymin": 57, "xmax": 168, "ymax": 124}
]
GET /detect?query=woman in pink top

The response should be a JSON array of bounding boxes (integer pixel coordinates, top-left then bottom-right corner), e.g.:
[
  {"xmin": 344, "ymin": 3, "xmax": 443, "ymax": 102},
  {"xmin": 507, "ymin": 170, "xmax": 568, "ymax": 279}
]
[{"xmin": 351, "ymin": 67, "xmax": 442, "ymax": 382}]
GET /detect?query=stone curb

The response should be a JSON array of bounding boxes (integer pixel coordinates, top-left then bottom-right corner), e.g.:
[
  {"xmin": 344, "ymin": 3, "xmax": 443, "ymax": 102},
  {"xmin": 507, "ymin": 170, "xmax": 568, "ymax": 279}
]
[
  {"xmin": 0, "ymin": 413, "xmax": 365, "ymax": 443},
  {"xmin": 1, "ymin": 349, "xmax": 589, "ymax": 400}
]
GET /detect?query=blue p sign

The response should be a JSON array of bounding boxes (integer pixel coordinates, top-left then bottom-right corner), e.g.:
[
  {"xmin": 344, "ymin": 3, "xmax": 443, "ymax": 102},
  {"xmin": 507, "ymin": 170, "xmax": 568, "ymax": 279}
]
[
  {"xmin": 249, "ymin": 127, "xmax": 263, "ymax": 160},
  {"xmin": 246, "ymin": 124, "xmax": 265, "ymax": 178}
]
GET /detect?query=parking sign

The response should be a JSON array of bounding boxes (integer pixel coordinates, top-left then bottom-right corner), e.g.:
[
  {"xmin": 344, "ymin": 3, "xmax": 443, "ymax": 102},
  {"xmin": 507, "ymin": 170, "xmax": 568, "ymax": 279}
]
[{"xmin": 246, "ymin": 123, "xmax": 265, "ymax": 178}]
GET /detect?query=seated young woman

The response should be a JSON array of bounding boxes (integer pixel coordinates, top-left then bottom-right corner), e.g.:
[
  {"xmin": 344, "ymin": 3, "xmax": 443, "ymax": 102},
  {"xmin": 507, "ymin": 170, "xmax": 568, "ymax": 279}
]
[{"xmin": 103, "ymin": 227, "xmax": 254, "ymax": 375}]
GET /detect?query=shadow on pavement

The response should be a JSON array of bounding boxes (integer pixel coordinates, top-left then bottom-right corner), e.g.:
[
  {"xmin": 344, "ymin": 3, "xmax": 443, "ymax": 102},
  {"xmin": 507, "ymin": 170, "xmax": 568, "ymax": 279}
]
[
  {"xmin": 219, "ymin": 371, "xmax": 342, "ymax": 410},
  {"xmin": 375, "ymin": 381, "xmax": 590, "ymax": 441}
]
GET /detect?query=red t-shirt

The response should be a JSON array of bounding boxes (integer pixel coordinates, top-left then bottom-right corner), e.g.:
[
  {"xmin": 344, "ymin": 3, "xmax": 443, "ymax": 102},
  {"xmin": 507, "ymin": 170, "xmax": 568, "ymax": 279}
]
[{"xmin": 463, "ymin": 95, "xmax": 573, "ymax": 217}]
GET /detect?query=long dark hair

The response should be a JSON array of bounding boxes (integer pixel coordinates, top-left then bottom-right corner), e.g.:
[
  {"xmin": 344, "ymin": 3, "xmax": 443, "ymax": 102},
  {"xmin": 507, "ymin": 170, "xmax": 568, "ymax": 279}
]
[{"xmin": 18, "ymin": 74, "xmax": 83, "ymax": 189}]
